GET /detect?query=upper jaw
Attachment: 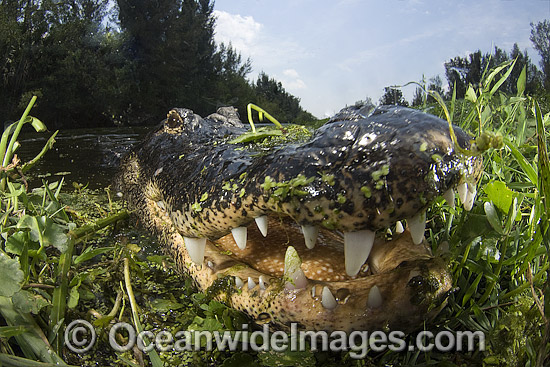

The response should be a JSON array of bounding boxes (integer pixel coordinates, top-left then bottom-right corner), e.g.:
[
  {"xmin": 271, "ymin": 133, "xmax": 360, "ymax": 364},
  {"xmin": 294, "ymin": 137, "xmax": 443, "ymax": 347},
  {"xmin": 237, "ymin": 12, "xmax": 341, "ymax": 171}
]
[
  {"xmin": 178, "ymin": 174, "xmax": 476, "ymax": 279},
  {"xmin": 157, "ymin": 106, "xmax": 481, "ymax": 278},
  {"xmin": 160, "ymin": 110, "xmax": 479, "ymax": 231}
]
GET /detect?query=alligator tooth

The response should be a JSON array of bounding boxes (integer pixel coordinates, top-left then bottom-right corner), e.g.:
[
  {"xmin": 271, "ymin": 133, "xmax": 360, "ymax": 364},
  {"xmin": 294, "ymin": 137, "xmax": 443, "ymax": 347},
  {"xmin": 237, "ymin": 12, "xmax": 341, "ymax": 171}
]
[
  {"xmin": 321, "ymin": 286, "xmax": 337, "ymax": 310},
  {"xmin": 443, "ymin": 188, "xmax": 455, "ymax": 209},
  {"xmin": 231, "ymin": 227, "xmax": 247, "ymax": 250},
  {"xmin": 284, "ymin": 246, "xmax": 308, "ymax": 289},
  {"xmin": 367, "ymin": 285, "xmax": 383, "ymax": 308},
  {"xmin": 311, "ymin": 285, "xmax": 317, "ymax": 298},
  {"xmin": 464, "ymin": 184, "xmax": 477, "ymax": 211},
  {"xmin": 457, "ymin": 182, "xmax": 468, "ymax": 204},
  {"xmin": 259, "ymin": 276, "xmax": 267, "ymax": 290},
  {"xmin": 255, "ymin": 216, "xmax": 268, "ymax": 237},
  {"xmin": 344, "ymin": 229, "xmax": 375, "ymax": 277},
  {"xmin": 407, "ymin": 211, "xmax": 426, "ymax": 245},
  {"xmin": 183, "ymin": 237, "xmax": 206, "ymax": 264},
  {"xmin": 301, "ymin": 225, "xmax": 319, "ymax": 249},
  {"xmin": 247, "ymin": 277, "xmax": 256, "ymax": 290},
  {"xmin": 395, "ymin": 220, "xmax": 404, "ymax": 234},
  {"xmin": 234, "ymin": 276, "xmax": 244, "ymax": 289}
]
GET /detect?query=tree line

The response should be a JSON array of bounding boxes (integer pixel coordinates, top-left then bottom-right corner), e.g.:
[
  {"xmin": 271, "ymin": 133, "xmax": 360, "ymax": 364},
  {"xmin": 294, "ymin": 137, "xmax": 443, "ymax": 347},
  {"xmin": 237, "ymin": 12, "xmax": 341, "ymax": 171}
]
[
  {"xmin": 0, "ymin": 0, "xmax": 315, "ymax": 128},
  {"xmin": 378, "ymin": 20, "xmax": 550, "ymax": 108},
  {"xmin": 2, "ymin": 1, "xmax": 549, "ymax": 128}
]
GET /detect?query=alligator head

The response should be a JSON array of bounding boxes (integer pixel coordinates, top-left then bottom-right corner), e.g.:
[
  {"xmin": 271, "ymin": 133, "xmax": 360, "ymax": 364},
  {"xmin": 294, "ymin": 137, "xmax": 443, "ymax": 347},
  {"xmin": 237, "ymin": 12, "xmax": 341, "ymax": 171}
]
[{"xmin": 115, "ymin": 104, "xmax": 481, "ymax": 333}]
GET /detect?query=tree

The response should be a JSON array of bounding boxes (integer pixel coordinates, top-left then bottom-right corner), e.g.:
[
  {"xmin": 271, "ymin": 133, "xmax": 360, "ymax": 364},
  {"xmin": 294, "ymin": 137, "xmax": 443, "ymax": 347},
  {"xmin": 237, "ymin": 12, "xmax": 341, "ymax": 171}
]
[
  {"xmin": 443, "ymin": 45, "xmax": 543, "ymax": 99},
  {"xmin": 444, "ymin": 56, "xmax": 469, "ymax": 99},
  {"xmin": 252, "ymin": 72, "xmax": 315, "ymax": 122},
  {"xmin": 379, "ymin": 87, "xmax": 408, "ymax": 106},
  {"xmin": 444, "ymin": 51, "xmax": 484, "ymax": 99},
  {"xmin": 411, "ymin": 75, "xmax": 445, "ymax": 107},
  {"xmin": 0, "ymin": 0, "xmax": 49, "ymax": 120},
  {"xmin": 427, "ymin": 75, "xmax": 444, "ymax": 101},
  {"xmin": 0, "ymin": 0, "xmax": 123, "ymax": 127},
  {"xmin": 209, "ymin": 42, "xmax": 255, "ymax": 113},
  {"xmin": 530, "ymin": 20, "xmax": 550, "ymax": 89},
  {"xmin": 509, "ymin": 43, "xmax": 541, "ymax": 95},
  {"xmin": 0, "ymin": 0, "xmax": 314, "ymax": 127}
]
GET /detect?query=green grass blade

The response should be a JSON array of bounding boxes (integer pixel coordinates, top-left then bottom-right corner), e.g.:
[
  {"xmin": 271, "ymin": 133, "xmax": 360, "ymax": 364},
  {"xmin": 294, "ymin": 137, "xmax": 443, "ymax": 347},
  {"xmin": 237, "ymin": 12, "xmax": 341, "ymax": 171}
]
[
  {"xmin": 462, "ymin": 272, "xmax": 483, "ymax": 306},
  {"xmin": 488, "ymin": 60, "xmax": 516, "ymax": 97},
  {"xmin": 504, "ymin": 137, "xmax": 538, "ymax": 186},
  {"xmin": 534, "ymin": 101, "xmax": 550, "ymax": 215},
  {"xmin": 482, "ymin": 59, "xmax": 513, "ymax": 93},
  {"xmin": 517, "ymin": 65, "xmax": 526, "ymax": 97},
  {"xmin": 0, "ymin": 353, "xmax": 76, "ymax": 367},
  {"xmin": 123, "ymin": 258, "xmax": 164, "ymax": 367},
  {"xmin": 49, "ymin": 241, "xmax": 74, "ymax": 354},
  {"xmin": 0, "ymin": 325, "xmax": 29, "ymax": 338},
  {"xmin": 49, "ymin": 210, "xmax": 129, "ymax": 353},
  {"xmin": 20, "ymin": 131, "xmax": 59, "ymax": 174},
  {"xmin": 0, "ymin": 296, "xmax": 67, "ymax": 365},
  {"xmin": 450, "ymin": 81, "xmax": 457, "ymax": 122},
  {"xmin": 1, "ymin": 96, "xmax": 37, "ymax": 167}
]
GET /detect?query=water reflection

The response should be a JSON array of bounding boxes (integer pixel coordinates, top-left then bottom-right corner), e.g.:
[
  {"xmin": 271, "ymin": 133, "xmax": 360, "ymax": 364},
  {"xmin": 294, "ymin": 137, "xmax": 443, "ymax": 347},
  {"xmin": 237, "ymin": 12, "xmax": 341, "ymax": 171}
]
[{"xmin": 17, "ymin": 126, "xmax": 151, "ymax": 189}]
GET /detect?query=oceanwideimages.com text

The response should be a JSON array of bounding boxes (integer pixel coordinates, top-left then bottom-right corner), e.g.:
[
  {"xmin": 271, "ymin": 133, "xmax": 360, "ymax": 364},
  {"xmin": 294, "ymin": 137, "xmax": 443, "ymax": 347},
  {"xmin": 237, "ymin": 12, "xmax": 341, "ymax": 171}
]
[{"xmin": 65, "ymin": 320, "xmax": 485, "ymax": 358}]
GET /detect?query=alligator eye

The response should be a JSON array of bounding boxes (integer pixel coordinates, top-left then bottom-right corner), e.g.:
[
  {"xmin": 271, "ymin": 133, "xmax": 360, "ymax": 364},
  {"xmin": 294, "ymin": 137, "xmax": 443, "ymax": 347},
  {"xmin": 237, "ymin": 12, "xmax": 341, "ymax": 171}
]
[{"xmin": 166, "ymin": 110, "xmax": 182, "ymax": 128}]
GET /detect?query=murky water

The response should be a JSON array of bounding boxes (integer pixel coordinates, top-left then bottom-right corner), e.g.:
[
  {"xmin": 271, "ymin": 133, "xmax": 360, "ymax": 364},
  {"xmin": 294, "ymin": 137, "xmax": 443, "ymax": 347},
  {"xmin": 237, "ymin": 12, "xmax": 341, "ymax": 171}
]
[{"xmin": 16, "ymin": 126, "xmax": 151, "ymax": 189}]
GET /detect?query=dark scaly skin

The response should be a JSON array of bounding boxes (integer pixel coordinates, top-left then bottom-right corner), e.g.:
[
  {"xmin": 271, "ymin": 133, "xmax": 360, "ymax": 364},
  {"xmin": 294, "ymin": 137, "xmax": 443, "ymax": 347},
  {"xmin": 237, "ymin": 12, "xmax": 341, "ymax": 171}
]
[{"xmin": 115, "ymin": 104, "xmax": 480, "ymax": 332}]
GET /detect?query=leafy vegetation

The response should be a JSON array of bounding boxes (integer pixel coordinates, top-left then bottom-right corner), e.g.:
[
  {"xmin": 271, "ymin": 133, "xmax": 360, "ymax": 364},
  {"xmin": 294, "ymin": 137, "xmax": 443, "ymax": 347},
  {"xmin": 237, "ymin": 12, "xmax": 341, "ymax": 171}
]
[
  {"xmin": 394, "ymin": 59, "xmax": 549, "ymax": 366},
  {"xmin": 0, "ymin": 98, "xmax": 130, "ymax": 365}
]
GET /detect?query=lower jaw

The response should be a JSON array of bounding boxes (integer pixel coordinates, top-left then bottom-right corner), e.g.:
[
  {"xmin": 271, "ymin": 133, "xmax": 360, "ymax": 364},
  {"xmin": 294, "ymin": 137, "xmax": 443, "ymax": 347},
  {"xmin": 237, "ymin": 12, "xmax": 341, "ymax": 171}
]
[{"xmin": 145, "ymin": 199, "xmax": 453, "ymax": 333}]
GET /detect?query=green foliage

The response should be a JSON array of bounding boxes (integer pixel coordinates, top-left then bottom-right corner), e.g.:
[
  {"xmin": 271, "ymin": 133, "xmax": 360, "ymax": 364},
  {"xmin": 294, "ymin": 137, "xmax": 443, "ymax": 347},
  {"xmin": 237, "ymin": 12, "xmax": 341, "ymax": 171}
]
[
  {"xmin": 251, "ymin": 73, "xmax": 316, "ymax": 123},
  {"xmin": 379, "ymin": 86, "xmax": 409, "ymax": 106},
  {"xmin": 443, "ymin": 44, "xmax": 541, "ymax": 101},
  {"xmin": 0, "ymin": 98, "xmax": 131, "ymax": 365},
  {"xmin": 530, "ymin": 20, "xmax": 550, "ymax": 90},
  {"xmin": 228, "ymin": 103, "xmax": 312, "ymax": 146},
  {"xmin": 415, "ymin": 60, "xmax": 549, "ymax": 366}
]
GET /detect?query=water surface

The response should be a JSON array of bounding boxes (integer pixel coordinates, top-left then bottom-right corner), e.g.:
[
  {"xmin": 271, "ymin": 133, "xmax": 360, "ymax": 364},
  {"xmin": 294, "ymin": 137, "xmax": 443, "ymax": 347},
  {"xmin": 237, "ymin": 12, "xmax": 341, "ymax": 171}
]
[{"xmin": 17, "ymin": 127, "xmax": 151, "ymax": 189}]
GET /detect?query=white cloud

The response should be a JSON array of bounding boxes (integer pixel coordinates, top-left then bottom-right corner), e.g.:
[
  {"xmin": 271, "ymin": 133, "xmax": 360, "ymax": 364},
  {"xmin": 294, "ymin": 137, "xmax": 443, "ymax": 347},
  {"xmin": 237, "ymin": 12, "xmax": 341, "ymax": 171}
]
[
  {"xmin": 281, "ymin": 69, "xmax": 307, "ymax": 90},
  {"xmin": 212, "ymin": 9, "xmax": 312, "ymax": 91},
  {"xmin": 213, "ymin": 10, "xmax": 262, "ymax": 56},
  {"xmin": 283, "ymin": 69, "xmax": 300, "ymax": 79}
]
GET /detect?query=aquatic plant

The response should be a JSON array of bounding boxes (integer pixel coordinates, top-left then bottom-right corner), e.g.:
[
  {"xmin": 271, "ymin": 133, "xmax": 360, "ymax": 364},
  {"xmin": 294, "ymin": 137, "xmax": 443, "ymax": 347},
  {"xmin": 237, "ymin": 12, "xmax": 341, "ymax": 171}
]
[{"xmin": 0, "ymin": 98, "xmax": 131, "ymax": 366}]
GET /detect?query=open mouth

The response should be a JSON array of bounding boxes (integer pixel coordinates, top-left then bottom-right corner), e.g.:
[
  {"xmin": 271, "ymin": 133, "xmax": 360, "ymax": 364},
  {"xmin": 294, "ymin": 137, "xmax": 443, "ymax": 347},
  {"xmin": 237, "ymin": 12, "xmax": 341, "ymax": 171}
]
[{"xmin": 116, "ymin": 104, "xmax": 481, "ymax": 332}]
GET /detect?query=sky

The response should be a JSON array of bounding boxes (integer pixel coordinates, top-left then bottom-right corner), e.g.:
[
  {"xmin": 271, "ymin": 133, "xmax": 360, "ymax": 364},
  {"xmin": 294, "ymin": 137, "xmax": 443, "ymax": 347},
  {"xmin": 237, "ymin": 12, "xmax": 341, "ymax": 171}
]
[{"xmin": 212, "ymin": 0, "xmax": 549, "ymax": 118}]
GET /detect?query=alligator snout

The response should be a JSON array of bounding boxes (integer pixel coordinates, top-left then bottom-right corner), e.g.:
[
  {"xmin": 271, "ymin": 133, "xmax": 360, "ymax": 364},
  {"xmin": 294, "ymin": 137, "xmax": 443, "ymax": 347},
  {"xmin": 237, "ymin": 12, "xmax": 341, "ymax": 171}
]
[{"xmin": 116, "ymin": 103, "xmax": 481, "ymax": 332}]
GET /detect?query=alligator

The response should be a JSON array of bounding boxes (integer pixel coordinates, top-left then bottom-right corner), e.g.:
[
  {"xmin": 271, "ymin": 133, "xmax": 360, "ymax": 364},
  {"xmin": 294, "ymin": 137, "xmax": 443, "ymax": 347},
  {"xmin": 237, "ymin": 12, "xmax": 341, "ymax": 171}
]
[{"xmin": 115, "ymin": 104, "xmax": 481, "ymax": 333}]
